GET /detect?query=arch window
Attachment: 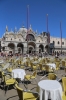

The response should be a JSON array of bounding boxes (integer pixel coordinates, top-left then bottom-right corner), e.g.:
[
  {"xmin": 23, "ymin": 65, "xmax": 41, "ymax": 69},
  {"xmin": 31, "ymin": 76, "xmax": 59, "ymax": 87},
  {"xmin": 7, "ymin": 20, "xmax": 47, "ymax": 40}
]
[
  {"xmin": 53, "ymin": 41, "xmax": 55, "ymax": 44},
  {"xmin": 57, "ymin": 41, "xmax": 60, "ymax": 44},
  {"xmin": 26, "ymin": 34, "xmax": 35, "ymax": 41},
  {"xmin": 2, "ymin": 47, "xmax": 5, "ymax": 51},
  {"xmin": 62, "ymin": 42, "xmax": 64, "ymax": 45},
  {"xmin": 11, "ymin": 38, "xmax": 12, "ymax": 40},
  {"xmin": 19, "ymin": 39, "xmax": 21, "ymax": 41}
]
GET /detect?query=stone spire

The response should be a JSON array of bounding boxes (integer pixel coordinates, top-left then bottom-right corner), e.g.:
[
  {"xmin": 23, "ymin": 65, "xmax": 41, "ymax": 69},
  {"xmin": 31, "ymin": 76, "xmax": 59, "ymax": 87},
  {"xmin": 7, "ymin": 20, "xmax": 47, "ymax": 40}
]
[
  {"xmin": 29, "ymin": 24, "xmax": 32, "ymax": 30},
  {"xmin": 6, "ymin": 25, "xmax": 8, "ymax": 32},
  {"xmin": 22, "ymin": 22, "xmax": 25, "ymax": 28},
  {"xmin": 35, "ymin": 29, "xmax": 38, "ymax": 34},
  {"xmin": 36, "ymin": 29, "xmax": 37, "ymax": 33},
  {"xmin": 14, "ymin": 27, "xmax": 17, "ymax": 33},
  {"xmin": 11, "ymin": 28, "xmax": 12, "ymax": 32},
  {"xmin": 42, "ymin": 31, "xmax": 44, "ymax": 35}
]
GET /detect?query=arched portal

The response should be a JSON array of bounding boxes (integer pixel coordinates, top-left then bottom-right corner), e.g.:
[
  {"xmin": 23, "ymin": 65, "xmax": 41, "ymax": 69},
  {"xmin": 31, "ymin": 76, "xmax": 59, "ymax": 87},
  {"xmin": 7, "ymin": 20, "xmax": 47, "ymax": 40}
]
[
  {"xmin": 28, "ymin": 42, "xmax": 36, "ymax": 54},
  {"xmin": 8, "ymin": 43, "xmax": 15, "ymax": 54},
  {"xmin": 29, "ymin": 46, "xmax": 33, "ymax": 54},
  {"xmin": 17, "ymin": 43, "xmax": 24, "ymax": 54},
  {"xmin": 45, "ymin": 45, "xmax": 50, "ymax": 53},
  {"xmin": 39, "ymin": 44, "xmax": 44, "ymax": 53},
  {"xmin": 2, "ymin": 47, "xmax": 5, "ymax": 51}
]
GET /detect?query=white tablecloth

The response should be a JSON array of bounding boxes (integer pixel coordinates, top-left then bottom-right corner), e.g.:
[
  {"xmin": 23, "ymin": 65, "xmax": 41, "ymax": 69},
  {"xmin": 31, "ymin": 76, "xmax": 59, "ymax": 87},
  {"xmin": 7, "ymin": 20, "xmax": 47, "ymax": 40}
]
[
  {"xmin": 12, "ymin": 69, "xmax": 26, "ymax": 80},
  {"xmin": 47, "ymin": 63, "xmax": 56, "ymax": 69},
  {"xmin": 32, "ymin": 61, "xmax": 39, "ymax": 65},
  {"xmin": 14, "ymin": 58, "xmax": 19, "ymax": 62},
  {"xmin": 3, "ymin": 63, "xmax": 10, "ymax": 70},
  {"xmin": 38, "ymin": 80, "xmax": 62, "ymax": 100},
  {"xmin": 0, "ymin": 60, "xmax": 4, "ymax": 64}
]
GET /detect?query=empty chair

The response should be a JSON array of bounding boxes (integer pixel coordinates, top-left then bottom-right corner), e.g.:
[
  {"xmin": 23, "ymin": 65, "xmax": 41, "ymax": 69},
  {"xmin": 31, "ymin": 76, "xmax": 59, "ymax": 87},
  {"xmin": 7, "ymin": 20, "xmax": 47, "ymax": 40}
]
[
  {"xmin": 3, "ymin": 74, "xmax": 17, "ymax": 94},
  {"xmin": 24, "ymin": 71, "xmax": 37, "ymax": 89},
  {"xmin": 38, "ymin": 63, "xmax": 45, "ymax": 75},
  {"xmin": 7, "ymin": 67, "xmax": 13, "ymax": 73},
  {"xmin": 24, "ymin": 71, "xmax": 37, "ymax": 83},
  {"xmin": 45, "ymin": 65, "xmax": 54, "ymax": 73},
  {"xmin": 55, "ymin": 62, "xmax": 60, "ymax": 74},
  {"xmin": 24, "ymin": 61, "xmax": 31, "ymax": 70},
  {"xmin": 30, "ymin": 62, "xmax": 38, "ymax": 71},
  {"xmin": 48, "ymin": 73, "xmax": 57, "ymax": 80},
  {"xmin": 62, "ymin": 77, "xmax": 66, "ymax": 96},
  {"xmin": 62, "ymin": 77, "xmax": 66, "ymax": 100},
  {"xmin": 61, "ymin": 61, "xmax": 66, "ymax": 69},
  {"xmin": 15, "ymin": 84, "xmax": 39, "ymax": 100}
]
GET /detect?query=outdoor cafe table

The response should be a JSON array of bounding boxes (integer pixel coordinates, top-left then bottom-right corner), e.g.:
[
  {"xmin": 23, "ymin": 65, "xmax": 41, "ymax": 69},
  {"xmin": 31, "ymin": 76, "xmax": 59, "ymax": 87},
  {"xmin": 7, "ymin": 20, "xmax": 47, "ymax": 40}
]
[
  {"xmin": 38, "ymin": 80, "xmax": 62, "ymax": 100},
  {"xmin": 12, "ymin": 69, "xmax": 26, "ymax": 81}
]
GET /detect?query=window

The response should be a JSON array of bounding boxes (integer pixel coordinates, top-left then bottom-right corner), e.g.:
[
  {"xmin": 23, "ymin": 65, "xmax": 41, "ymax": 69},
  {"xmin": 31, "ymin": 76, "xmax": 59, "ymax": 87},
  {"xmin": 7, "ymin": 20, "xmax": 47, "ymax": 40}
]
[
  {"xmin": 53, "ymin": 41, "xmax": 55, "ymax": 44},
  {"xmin": 2, "ymin": 47, "xmax": 5, "ymax": 51},
  {"xmin": 11, "ymin": 38, "xmax": 12, "ymax": 40},
  {"xmin": 57, "ymin": 41, "xmax": 60, "ymax": 44},
  {"xmin": 3, "ymin": 42, "xmax": 5, "ymax": 44},
  {"xmin": 62, "ymin": 42, "xmax": 64, "ymax": 45},
  {"xmin": 19, "ymin": 39, "xmax": 21, "ymax": 41}
]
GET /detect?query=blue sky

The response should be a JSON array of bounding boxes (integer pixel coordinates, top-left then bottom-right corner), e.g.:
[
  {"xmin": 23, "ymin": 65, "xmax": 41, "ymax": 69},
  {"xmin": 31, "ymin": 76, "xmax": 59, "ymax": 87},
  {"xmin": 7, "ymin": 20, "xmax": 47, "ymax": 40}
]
[{"xmin": 0, "ymin": 0, "xmax": 66, "ymax": 38}]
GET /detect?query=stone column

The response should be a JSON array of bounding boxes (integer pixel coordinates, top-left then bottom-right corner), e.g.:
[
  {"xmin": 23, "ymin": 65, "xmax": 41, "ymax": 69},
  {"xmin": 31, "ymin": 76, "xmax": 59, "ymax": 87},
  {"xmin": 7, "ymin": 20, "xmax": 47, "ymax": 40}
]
[
  {"xmin": 23, "ymin": 42, "xmax": 27, "ymax": 54},
  {"xmin": 14, "ymin": 43, "xmax": 18, "ymax": 53},
  {"xmin": 23, "ymin": 47, "xmax": 27, "ymax": 54},
  {"xmin": 36, "ymin": 44, "xmax": 39, "ymax": 53}
]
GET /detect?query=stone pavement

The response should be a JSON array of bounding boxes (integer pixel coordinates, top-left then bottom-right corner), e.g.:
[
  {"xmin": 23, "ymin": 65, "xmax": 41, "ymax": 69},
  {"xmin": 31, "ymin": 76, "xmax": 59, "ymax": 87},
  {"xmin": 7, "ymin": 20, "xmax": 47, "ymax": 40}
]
[{"xmin": 0, "ymin": 55, "xmax": 65, "ymax": 100}]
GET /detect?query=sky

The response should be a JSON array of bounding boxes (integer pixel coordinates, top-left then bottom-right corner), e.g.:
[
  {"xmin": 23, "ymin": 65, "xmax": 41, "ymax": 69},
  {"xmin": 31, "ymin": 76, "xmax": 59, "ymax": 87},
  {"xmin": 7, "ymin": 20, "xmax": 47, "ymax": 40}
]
[{"xmin": 0, "ymin": 0, "xmax": 66, "ymax": 38}]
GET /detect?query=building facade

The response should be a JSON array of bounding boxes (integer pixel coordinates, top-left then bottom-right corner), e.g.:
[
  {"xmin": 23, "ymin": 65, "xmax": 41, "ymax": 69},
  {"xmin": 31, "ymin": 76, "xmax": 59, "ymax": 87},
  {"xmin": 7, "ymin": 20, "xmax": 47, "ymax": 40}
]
[
  {"xmin": 1, "ymin": 25, "xmax": 49, "ymax": 55},
  {"xmin": 50, "ymin": 36, "xmax": 66, "ymax": 54},
  {"xmin": 1, "ymin": 25, "xmax": 66, "ymax": 55}
]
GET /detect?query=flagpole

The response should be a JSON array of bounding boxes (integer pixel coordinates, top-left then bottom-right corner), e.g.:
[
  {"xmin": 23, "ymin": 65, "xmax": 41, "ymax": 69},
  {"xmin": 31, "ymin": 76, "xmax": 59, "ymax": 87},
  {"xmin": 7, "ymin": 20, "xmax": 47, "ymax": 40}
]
[
  {"xmin": 60, "ymin": 21, "xmax": 62, "ymax": 54},
  {"xmin": 46, "ymin": 14, "xmax": 48, "ymax": 33},
  {"xmin": 46, "ymin": 14, "xmax": 49, "ymax": 53},
  {"xmin": 27, "ymin": 5, "xmax": 29, "ymax": 54}
]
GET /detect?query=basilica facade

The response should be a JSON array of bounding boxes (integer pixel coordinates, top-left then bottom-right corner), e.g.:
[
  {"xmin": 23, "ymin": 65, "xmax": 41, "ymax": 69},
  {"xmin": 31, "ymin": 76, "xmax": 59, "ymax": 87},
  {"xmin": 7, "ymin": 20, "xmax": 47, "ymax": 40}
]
[
  {"xmin": 1, "ymin": 25, "xmax": 66, "ymax": 55},
  {"xmin": 1, "ymin": 25, "xmax": 49, "ymax": 55}
]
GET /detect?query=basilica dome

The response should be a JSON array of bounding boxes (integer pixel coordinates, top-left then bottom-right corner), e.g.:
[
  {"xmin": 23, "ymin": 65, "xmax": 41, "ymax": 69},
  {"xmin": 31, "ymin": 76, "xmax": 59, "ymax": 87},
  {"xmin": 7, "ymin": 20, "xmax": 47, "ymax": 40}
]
[{"xmin": 19, "ymin": 26, "xmax": 27, "ymax": 33}]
